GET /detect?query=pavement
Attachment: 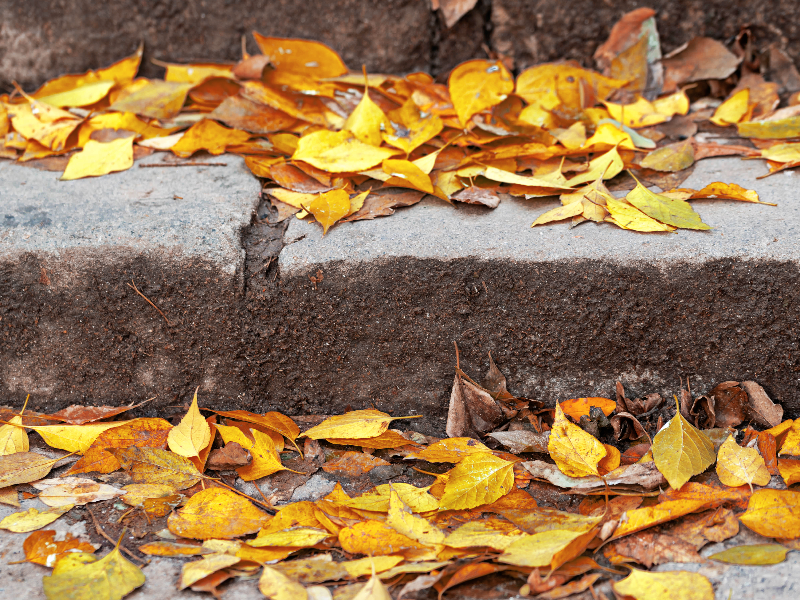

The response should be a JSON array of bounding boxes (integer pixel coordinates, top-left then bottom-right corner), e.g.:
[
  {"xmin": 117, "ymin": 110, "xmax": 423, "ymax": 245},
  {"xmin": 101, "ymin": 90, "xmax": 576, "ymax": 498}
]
[{"xmin": 3, "ymin": 154, "xmax": 800, "ymax": 432}]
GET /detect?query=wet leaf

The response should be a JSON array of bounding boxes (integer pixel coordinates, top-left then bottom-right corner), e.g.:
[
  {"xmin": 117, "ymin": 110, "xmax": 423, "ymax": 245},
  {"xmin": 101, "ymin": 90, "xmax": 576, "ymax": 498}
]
[
  {"xmin": 652, "ymin": 399, "xmax": 716, "ymax": 489},
  {"xmin": 449, "ymin": 60, "xmax": 514, "ymax": 127},
  {"xmin": 168, "ymin": 487, "xmax": 270, "ymax": 539},
  {"xmin": 716, "ymin": 434, "xmax": 770, "ymax": 490},
  {"xmin": 23, "ymin": 530, "xmax": 96, "ymax": 567},
  {"xmin": 110, "ymin": 446, "xmax": 202, "ymax": 489},
  {"xmin": 710, "ymin": 543, "xmax": 788, "ymax": 565},
  {"xmin": 61, "ymin": 137, "xmax": 134, "ymax": 180},
  {"xmin": 439, "ymin": 453, "xmax": 514, "ymax": 510},
  {"xmin": 739, "ymin": 489, "xmax": 800, "ymax": 539},
  {"xmin": 613, "ymin": 568, "xmax": 713, "ymax": 600},
  {"xmin": 42, "ymin": 543, "xmax": 145, "ymax": 600},
  {"xmin": 548, "ymin": 403, "xmax": 607, "ymax": 478}
]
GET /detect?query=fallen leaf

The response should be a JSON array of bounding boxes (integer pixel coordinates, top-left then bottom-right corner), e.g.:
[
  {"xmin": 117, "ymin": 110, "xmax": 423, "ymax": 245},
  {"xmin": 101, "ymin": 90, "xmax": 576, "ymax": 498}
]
[
  {"xmin": 171, "ymin": 119, "xmax": 250, "ymax": 158},
  {"xmin": 716, "ymin": 434, "xmax": 770, "ymax": 491},
  {"xmin": 738, "ymin": 116, "xmax": 800, "ymax": 139},
  {"xmin": 446, "ymin": 368, "xmax": 504, "ymax": 438},
  {"xmin": 559, "ymin": 397, "xmax": 616, "ymax": 421},
  {"xmin": 293, "ymin": 130, "xmax": 399, "ymax": 173},
  {"xmin": 352, "ymin": 564, "xmax": 392, "ymax": 600},
  {"xmin": 640, "ymin": 139, "xmax": 695, "ymax": 172},
  {"xmin": 303, "ymin": 409, "xmax": 407, "ymax": 440},
  {"xmin": 739, "ymin": 489, "xmax": 800, "ymax": 538},
  {"xmin": 444, "ymin": 517, "xmax": 527, "ymax": 550},
  {"xmin": 33, "ymin": 477, "xmax": 125, "ymax": 507},
  {"xmin": 709, "ymin": 543, "xmax": 788, "ymax": 565},
  {"xmin": 328, "ymin": 430, "xmax": 415, "ymax": 449},
  {"xmin": 338, "ymin": 483, "xmax": 439, "ymax": 513},
  {"xmin": 344, "ymin": 85, "xmax": 390, "ymax": 147},
  {"xmin": 214, "ymin": 424, "xmax": 286, "ymax": 480},
  {"xmin": 449, "ymin": 60, "xmax": 514, "ymax": 127},
  {"xmin": 533, "ymin": 573, "xmax": 602, "ymax": 600},
  {"xmin": 710, "ymin": 89, "xmax": 750, "ymax": 126},
  {"xmin": 741, "ymin": 381, "xmax": 784, "ymax": 428},
  {"xmin": 407, "ymin": 437, "xmax": 490, "ymax": 463},
  {"xmin": 180, "ymin": 553, "xmax": 240, "ymax": 590},
  {"xmin": 120, "ymin": 483, "xmax": 176, "ymax": 507},
  {"xmin": 382, "ymin": 97, "xmax": 444, "ymax": 154},
  {"xmin": 207, "ymin": 442, "xmax": 252, "ymax": 470},
  {"xmin": 110, "ymin": 446, "xmax": 203, "ymax": 489},
  {"xmin": 606, "ymin": 197, "xmax": 676, "ymax": 232},
  {"xmin": 250, "ymin": 526, "xmax": 332, "ymax": 548},
  {"xmin": 321, "ymin": 451, "xmax": 390, "ymax": 477},
  {"xmin": 43, "ymin": 543, "xmax": 145, "ymax": 600},
  {"xmin": 209, "ymin": 410, "xmax": 301, "ymax": 453},
  {"xmin": 0, "ymin": 403, "xmax": 29, "ymax": 456},
  {"xmin": 339, "ymin": 520, "xmax": 431, "ymax": 556},
  {"xmin": 252, "ymin": 34, "xmax": 347, "ymax": 78},
  {"xmin": 23, "ymin": 529, "xmax": 96, "ymax": 567},
  {"xmin": 305, "ymin": 189, "xmax": 351, "ymax": 235},
  {"xmin": 168, "ymin": 487, "xmax": 270, "ymax": 539},
  {"xmin": 139, "ymin": 541, "xmax": 205, "ymax": 556},
  {"xmin": 652, "ymin": 399, "xmax": 715, "ymax": 489},
  {"xmin": 523, "ymin": 459, "xmax": 666, "ymax": 491},
  {"xmin": 68, "ymin": 418, "xmax": 172, "ymax": 475},
  {"xmin": 387, "ymin": 487, "xmax": 445, "ymax": 546},
  {"xmin": 0, "ymin": 452, "xmax": 63, "ymax": 488},
  {"xmin": 210, "ymin": 95, "xmax": 295, "ymax": 134},
  {"xmin": 439, "ymin": 453, "xmax": 514, "ymax": 510},
  {"xmin": 61, "ymin": 137, "xmax": 134, "ymax": 180},
  {"xmin": 436, "ymin": 563, "xmax": 509, "ymax": 598},
  {"xmin": 605, "ymin": 531, "xmax": 703, "ymax": 567},
  {"xmin": 626, "ymin": 176, "xmax": 709, "ymax": 230},
  {"xmin": 168, "ymin": 390, "xmax": 211, "ymax": 458},
  {"xmin": 109, "ymin": 80, "xmax": 192, "ymax": 119},
  {"xmin": 0, "ymin": 505, "xmax": 73, "ymax": 533},
  {"xmin": 548, "ymin": 403, "xmax": 607, "ymax": 478},
  {"xmin": 49, "ymin": 403, "xmax": 144, "ymax": 425},
  {"xmin": 613, "ymin": 568, "xmax": 713, "ymax": 600},
  {"xmin": 487, "ymin": 430, "xmax": 549, "ymax": 454},
  {"xmin": 499, "ymin": 529, "xmax": 597, "ymax": 569}
]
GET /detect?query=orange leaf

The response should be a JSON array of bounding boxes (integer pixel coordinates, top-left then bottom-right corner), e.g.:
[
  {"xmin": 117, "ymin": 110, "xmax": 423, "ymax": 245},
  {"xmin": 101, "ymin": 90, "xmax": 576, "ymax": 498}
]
[
  {"xmin": 171, "ymin": 119, "xmax": 250, "ymax": 158},
  {"xmin": 559, "ymin": 397, "xmax": 616, "ymax": 421},
  {"xmin": 23, "ymin": 529, "xmax": 96, "ymax": 566},
  {"xmin": 321, "ymin": 451, "xmax": 390, "ymax": 477},
  {"xmin": 252, "ymin": 34, "xmax": 348, "ymax": 78},
  {"xmin": 449, "ymin": 60, "xmax": 514, "ymax": 127},
  {"xmin": 167, "ymin": 487, "xmax": 270, "ymax": 540}
]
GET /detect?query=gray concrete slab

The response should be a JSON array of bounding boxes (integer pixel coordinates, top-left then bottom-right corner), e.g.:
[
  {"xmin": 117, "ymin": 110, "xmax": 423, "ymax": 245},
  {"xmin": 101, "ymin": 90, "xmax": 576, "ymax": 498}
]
[{"xmin": 280, "ymin": 158, "xmax": 796, "ymax": 273}]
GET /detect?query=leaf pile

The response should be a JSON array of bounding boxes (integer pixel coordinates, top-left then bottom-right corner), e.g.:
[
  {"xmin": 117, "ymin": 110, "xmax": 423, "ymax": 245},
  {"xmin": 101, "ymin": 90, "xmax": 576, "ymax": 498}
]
[
  {"xmin": 0, "ymin": 362, "xmax": 798, "ymax": 599},
  {"xmin": 5, "ymin": 8, "xmax": 799, "ymax": 234}
]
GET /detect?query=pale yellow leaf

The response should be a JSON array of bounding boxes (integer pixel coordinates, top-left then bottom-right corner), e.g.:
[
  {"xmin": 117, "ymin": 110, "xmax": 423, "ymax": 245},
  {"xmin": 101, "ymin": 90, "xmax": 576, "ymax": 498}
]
[
  {"xmin": 0, "ymin": 504, "xmax": 73, "ymax": 533},
  {"xmin": 652, "ymin": 400, "xmax": 716, "ymax": 490},
  {"xmin": 716, "ymin": 434, "xmax": 771, "ymax": 490},
  {"xmin": 61, "ymin": 138, "xmax": 134, "ymax": 180},
  {"xmin": 612, "ymin": 569, "xmax": 713, "ymax": 600},
  {"xmin": 168, "ymin": 389, "xmax": 211, "ymax": 458}
]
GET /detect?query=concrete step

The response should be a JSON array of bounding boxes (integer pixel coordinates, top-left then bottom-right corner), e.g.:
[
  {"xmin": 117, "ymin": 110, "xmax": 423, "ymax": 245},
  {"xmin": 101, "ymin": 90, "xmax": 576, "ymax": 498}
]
[{"xmin": 2, "ymin": 155, "xmax": 800, "ymax": 435}]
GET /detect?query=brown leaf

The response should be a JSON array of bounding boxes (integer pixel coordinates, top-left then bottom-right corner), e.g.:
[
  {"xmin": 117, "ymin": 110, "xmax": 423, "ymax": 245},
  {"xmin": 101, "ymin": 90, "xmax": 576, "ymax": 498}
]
[
  {"xmin": 662, "ymin": 37, "xmax": 741, "ymax": 91},
  {"xmin": 207, "ymin": 442, "xmax": 252, "ymax": 471},
  {"xmin": 711, "ymin": 381, "xmax": 747, "ymax": 428},
  {"xmin": 758, "ymin": 432, "xmax": 779, "ymax": 475},
  {"xmin": 321, "ymin": 451, "xmax": 390, "ymax": 477},
  {"xmin": 341, "ymin": 188, "xmax": 425, "ymax": 222},
  {"xmin": 446, "ymin": 368, "xmax": 504, "ymax": 438},
  {"xmin": 768, "ymin": 44, "xmax": 800, "ymax": 94},
  {"xmin": 594, "ymin": 8, "xmax": 656, "ymax": 73},
  {"xmin": 48, "ymin": 402, "xmax": 144, "ymax": 425},
  {"xmin": 741, "ymin": 381, "xmax": 784, "ymax": 427},
  {"xmin": 452, "ymin": 187, "xmax": 500, "ymax": 208},
  {"xmin": 610, "ymin": 412, "xmax": 646, "ymax": 441},
  {"xmin": 605, "ymin": 532, "xmax": 702, "ymax": 567},
  {"xmin": 620, "ymin": 443, "xmax": 651, "ymax": 465},
  {"xmin": 689, "ymin": 393, "xmax": 715, "ymax": 429},
  {"xmin": 692, "ymin": 142, "xmax": 759, "ymax": 161},
  {"xmin": 664, "ymin": 507, "xmax": 740, "ymax": 548},
  {"xmin": 433, "ymin": 0, "xmax": 479, "ymax": 28}
]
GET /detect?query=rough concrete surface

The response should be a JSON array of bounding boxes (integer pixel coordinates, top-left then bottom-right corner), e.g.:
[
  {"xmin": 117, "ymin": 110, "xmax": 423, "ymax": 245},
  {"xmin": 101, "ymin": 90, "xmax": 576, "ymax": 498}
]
[{"xmin": 5, "ymin": 1, "xmax": 800, "ymax": 91}]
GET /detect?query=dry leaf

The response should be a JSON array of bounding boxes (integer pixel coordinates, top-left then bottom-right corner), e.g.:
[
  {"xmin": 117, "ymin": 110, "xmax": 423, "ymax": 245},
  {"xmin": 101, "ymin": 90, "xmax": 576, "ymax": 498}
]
[
  {"xmin": 339, "ymin": 520, "xmax": 431, "ymax": 556},
  {"xmin": 23, "ymin": 529, "xmax": 96, "ymax": 567},
  {"xmin": 548, "ymin": 403, "xmax": 607, "ymax": 478},
  {"xmin": 111, "ymin": 446, "xmax": 202, "ymax": 489},
  {"xmin": 293, "ymin": 130, "xmax": 399, "ymax": 173},
  {"xmin": 499, "ymin": 529, "xmax": 596, "ymax": 570},
  {"xmin": 487, "ymin": 430, "xmax": 549, "ymax": 454},
  {"xmin": 61, "ymin": 137, "xmax": 134, "ymax": 180},
  {"xmin": 168, "ymin": 487, "xmax": 270, "ymax": 539},
  {"xmin": 27, "ymin": 422, "xmax": 128, "ymax": 454},
  {"xmin": 449, "ymin": 60, "xmax": 514, "ymax": 127},
  {"xmin": 171, "ymin": 119, "xmax": 250, "ymax": 158},
  {"xmin": 168, "ymin": 390, "xmax": 211, "ymax": 458},
  {"xmin": 739, "ymin": 489, "xmax": 800, "ymax": 539},
  {"xmin": 709, "ymin": 544, "xmax": 788, "ymax": 565},
  {"xmin": 438, "ymin": 453, "xmax": 514, "ymax": 510},
  {"xmin": 0, "ymin": 505, "xmax": 73, "ymax": 533},
  {"xmin": 407, "ymin": 437, "xmax": 490, "ymax": 463},
  {"xmin": 207, "ymin": 442, "xmax": 252, "ymax": 470},
  {"xmin": 386, "ymin": 487, "xmax": 445, "ymax": 546},
  {"xmin": 33, "ymin": 477, "xmax": 125, "ymax": 507},
  {"xmin": 215, "ymin": 424, "xmax": 285, "ymax": 480},
  {"xmin": 303, "ymin": 410, "xmax": 405, "ymax": 440},
  {"xmin": 180, "ymin": 553, "xmax": 240, "ymax": 590},
  {"xmin": 321, "ymin": 451, "xmax": 390, "ymax": 477},
  {"xmin": 0, "ymin": 452, "xmax": 63, "ymax": 488}
]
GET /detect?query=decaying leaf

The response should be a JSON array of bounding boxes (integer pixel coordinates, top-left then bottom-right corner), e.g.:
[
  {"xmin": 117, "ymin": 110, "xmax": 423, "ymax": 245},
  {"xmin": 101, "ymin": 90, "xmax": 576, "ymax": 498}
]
[
  {"xmin": 32, "ymin": 477, "xmax": 125, "ymax": 507},
  {"xmin": 110, "ymin": 446, "xmax": 202, "ymax": 489}
]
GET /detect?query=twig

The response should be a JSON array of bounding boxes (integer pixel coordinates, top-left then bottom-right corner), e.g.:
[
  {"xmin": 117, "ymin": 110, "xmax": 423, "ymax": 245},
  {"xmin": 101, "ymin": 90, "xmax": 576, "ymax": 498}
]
[
  {"xmin": 139, "ymin": 162, "xmax": 227, "ymax": 168},
  {"xmin": 127, "ymin": 279, "xmax": 173, "ymax": 326},
  {"xmin": 88, "ymin": 509, "xmax": 146, "ymax": 565}
]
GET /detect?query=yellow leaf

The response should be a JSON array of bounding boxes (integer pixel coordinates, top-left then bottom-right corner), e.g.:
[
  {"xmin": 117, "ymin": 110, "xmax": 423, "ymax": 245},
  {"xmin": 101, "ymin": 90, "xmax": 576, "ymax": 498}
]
[
  {"xmin": 352, "ymin": 566, "xmax": 392, "ymax": 600},
  {"xmin": 567, "ymin": 147, "xmax": 624, "ymax": 187},
  {"xmin": 210, "ymin": 410, "xmax": 301, "ymax": 454},
  {"xmin": 163, "ymin": 62, "xmax": 234, "ymax": 84},
  {"xmin": 606, "ymin": 197, "xmax": 676, "ymax": 232},
  {"xmin": 625, "ymin": 176, "xmax": 710, "ymax": 231},
  {"xmin": 23, "ymin": 529, "xmax": 97, "ymax": 566},
  {"xmin": 43, "ymin": 543, "xmax": 145, "ymax": 600},
  {"xmin": 716, "ymin": 434, "xmax": 771, "ymax": 491},
  {"xmin": 552, "ymin": 121, "xmax": 587, "ymax": 150},
  {"xmin": 109, "ymin": 80, "xmax": 193, "ymax": 119},
  {"xmin": 27, "ymin": 422, "xmax": 128, "ymax": 454},
  {"xmin": 259, "ymin": 565, "xmax": 308, "ymax": 600},
  {"xmin": 531, "ymin": 201, "xmax": 584, "ymax": 227},
  {"xmin": 498, "ymin": 529, "xmax": 596, "ymax": 569},
  {"xmin": 77, "ymin": 111, "xmax": 179, "ymax": 147},
  {"xmin": 139, "ymin": 541, "xmax": 204, "ymax": 557},
  {"xmin": 168, "ymin": 389, "xmax": 211, "ymax": 458},
  {"xmin": 599, "ymin": 444, "xmax": 621, "ymax": 475},
  {"xmin": 613, "ymin": 569, "xmax": 713, "ymax": 600},
  {"xmin": 382, "ymin": 98, "xmax": 443, "ymax": 154},
  {"xmin": 604, "ymin": 96, "xmax": 668, "ymax": 128},
  {"xmin": 120, "ymin": 483, "xmax": 176, "ymax": 507},
  {"xmin": 302, "ymin": 409, "xmax": 405, "ymax": 440},
  {"xmin": 739, "ymin": 489, "xmax": 800, "ymax": 539},
  {"xmin": 759, "ymin": 142, "xmax": 800, "ymax": 163},
  {"xmin": 293, "ymin": 130, "xmax": 400, "ymax": 172},
  {"xmin": 503, "ymin": 507, "xmax": 600, "ymax": 535},
  {"xmin": 215, "ymin": 425, "xmax": 285, "ymax": 480},
  {"xmin": 449, "ymin": 60, "xmax": 514, "ymax": 127},
  {"xmin": 382, "ymin": 159, "xmax": 434, "ymax": 194},
  {"xmin": 548, "ymin": 403, "xmax": 607, "ymax": 478},
  {"xmin": 61, "ymin": 138, "xmax": 134, "ymax": 181},
  {"xmin": 171, "ymin": 119, "xmax": 250, "ymax": 158},
  {"xmin": 439, "ymin": 453, "xmax": 514, "ymax": 510},
  {"xmin": 249, "ymin": 526, "xmax": 332, "ymax": 548},
  {"xmin": 444, "ymin": 518, "xmax": 528, "ymax": 550},
  {"xmin": 387, "ymin": 487, "xmax": 445, "ymax": 545},
  {"xmin": 710, "ymin": 89, "xmax": 750, "ymax": 126},
  {"xmin": 345, "ymin": 86, "xmax": 390, "ymax": 146},
  {"xmin": 652, "ymin": 90, "xmax": 690, "ymax": 117},
  {"xmin": 610, "ymin": 497, "xmax": 710, "ymax": 540},
  {"xmin": 305, "ymin": 189, "xmax": 351, "ymax": 235},
  {"xmin": 738, "ymin": 116, "xmax": 800, "ymax": 139},
  {"xmin": 582, "ymin": 122, "xmax": 637, "ymax": 151},
  {"xmin": 778, "ymin": 458, "xmax": 800, "ymax": 486},
  {"xmin": 640, "ymin": 139, "xmax": 695, "ymax": 172},
  {"xmin": 180, "ymin": 553, "xmax": 240, "ymax": 589},
  {"xmin": 252, "ymin": 34, "xmax": 348, "ymax": 78},
  {"xmin": 0, "ymin": 452, "xmax": 62, "ymax": 488},
  {"xmin": 482, "ymin": 165, "xmax": 572, "ymax": 190},
  {"xmin": 33, "ymin": 46, "xmax": 142, "ymax": 98},
  {"xmin": 0, "ymin": 504, "xmax": 73, "ymax": 533},
  {"xmin": 39, "ymin": 80, "xmax": 116, "ymax": 108},
  {"xmin": 337, "ymin": 483, "xmax": 439, "ymax": 513},
  {"xmin": 709, "ymin": 544, "xmax": 788, "ymax": 565},
  {"xmin": 652, "ymin": 399, "xmax": 716, "ymax": 489},
  {"xmin": 7, "ymin": 102, "xmax": 81, "ymax": 151},
  {"xmin": 407, "ymin": 437, "xmax": 490, "ymax": 463},
  {"xmin": 339, "ymin": 520, "xmax": 431, "ymax": 556},
  {"xmin": 111, "ymin": 447, "xmax": 203, "ymax": 489},
  {"xmin": 168, "ymin": 487, "xmax": 270, "ymax": 539},
  {"xmin": 516, "ymin": 63, "xmax": 625, "ymax": 109},
  {"xmin": 0, "ymin": 398, "xmax": 29, "ymax": 456}
]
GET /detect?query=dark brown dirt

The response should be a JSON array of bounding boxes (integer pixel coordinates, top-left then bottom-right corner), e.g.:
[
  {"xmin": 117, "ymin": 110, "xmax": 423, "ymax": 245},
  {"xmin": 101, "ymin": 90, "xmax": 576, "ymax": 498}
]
[{"xmin": 7, "ymin": 1, "xmax": 800, "ymax": 92}]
